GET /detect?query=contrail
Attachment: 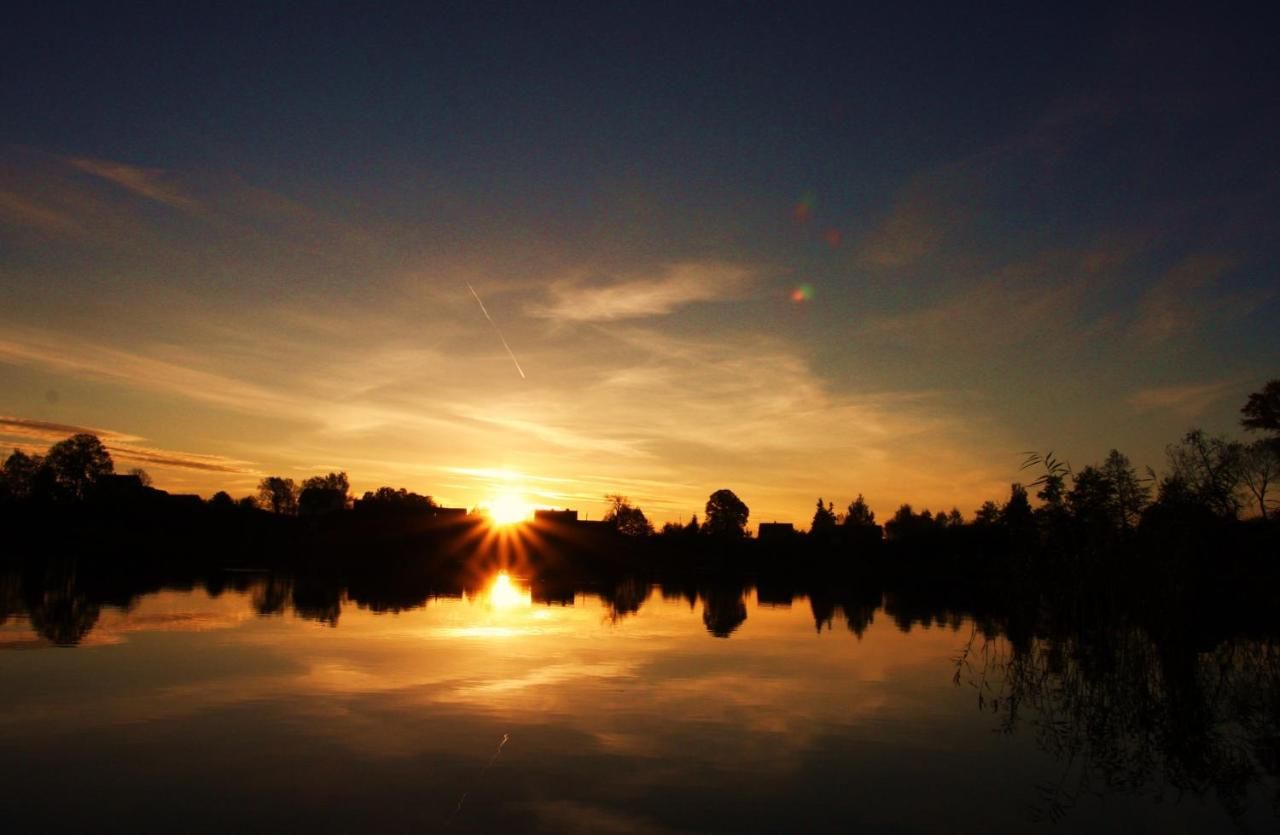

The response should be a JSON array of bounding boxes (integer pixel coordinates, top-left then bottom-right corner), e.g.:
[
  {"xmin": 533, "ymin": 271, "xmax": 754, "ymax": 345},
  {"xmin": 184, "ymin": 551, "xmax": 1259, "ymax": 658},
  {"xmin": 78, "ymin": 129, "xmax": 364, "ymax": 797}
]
[
  {"xmin": 446, "ymin": 732, "xmax": 510, "ymax": 827},
  {"xmin": 466, "ymin": 282, "xmax": 526, "ymax": 379}
]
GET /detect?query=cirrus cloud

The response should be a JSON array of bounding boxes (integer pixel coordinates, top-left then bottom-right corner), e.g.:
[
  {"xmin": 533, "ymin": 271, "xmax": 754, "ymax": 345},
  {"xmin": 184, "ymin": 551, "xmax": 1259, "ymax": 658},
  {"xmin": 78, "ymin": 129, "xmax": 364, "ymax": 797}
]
[
  {"xmin": 0, "ymin": 415, "xmax": 256, "ymax": 475},
  {"xmin": 65, "ymin": 155, "xmax": 201, "ymax": 211},
  {"xmin": 1127, "ymin": 379, "xmax": 1239, "ymax": 418},
  {"xmin": 528, "ymin": 261, "xmax": 753, "ymax": 322}
]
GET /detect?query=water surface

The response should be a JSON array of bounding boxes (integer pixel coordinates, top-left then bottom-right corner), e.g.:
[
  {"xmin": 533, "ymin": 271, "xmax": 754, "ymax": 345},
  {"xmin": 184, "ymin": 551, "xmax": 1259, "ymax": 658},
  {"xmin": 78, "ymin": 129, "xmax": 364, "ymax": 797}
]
[{"xmin": 1, "ymin": 569, "xmax": 1276, "ymax": 833}]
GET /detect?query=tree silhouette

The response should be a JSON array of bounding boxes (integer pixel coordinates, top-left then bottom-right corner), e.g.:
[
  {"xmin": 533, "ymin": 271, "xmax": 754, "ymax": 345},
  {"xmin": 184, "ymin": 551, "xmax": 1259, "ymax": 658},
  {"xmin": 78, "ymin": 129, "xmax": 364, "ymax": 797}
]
[
  {"xmin": 884, "ymin": 504, "xmax": 918, "ymax": 542},
  {"xmin": 303, "ymin": 471, "xmax": 349, "ymax": 495},
  {"xmin": 1037, "ymin": 471, "xmax": 1067, "ymax": 508},
  {"xmin": 809, "ymin": 497, "xmax": 837, "ymax": 536},
  {"xmin": 356, "ymin": 486, "xmax": 437, "ymax": 512},
  {"xmin": 1240, "ymin": 379, "xmax": 1280, "ymax": 436},
  {"xmin": 126, "ymin": 467, "xmax": 152, "ymax": 487},
  {"xmin": 1000, "ymin": 484, "xmax": 1033, "ymax": 530},
  {"xmin": 603, "ymin": 494, "xmax": 654, "ymax": 536},
  {"xmin": 1100, "ymin": 449, "xmax": 1150, "ymax": 533},
  {"xmin": 1, "ymin": 449, "xmax": 43, "ymax": 501},
  {"xmin": 704, "ymin": 489, "xmax": 749, "ymax": 538},
  {"xmin": 1239, "ymin": 440, "xmax": 1280, "ymax": 518},
  {"xmin": 299, "ymin": 472, "xmax": 349, "ymax": 516},
  {"xmin": 1067, "ymin": 466, "xmax": 1114, "ymax": 529},
  {"xmin": 973, "ymin": 500, "xmax": 1001, "ymax": 526},
  {"xmin": 661, "ymin": 514, "xmax": 700, "ymax": 538},
  {"xmin": 44, "ymin": 433, "xmax": 113, "ymax": 501},
  {"xmin": 843, "ymin": 495, "xmax": 876, "ymax": 527},
  {"xmin": 257, "ymin": 476, "xmax": 299, "ymax": 515},
  {"xmin": 839, "ymin": 494, "xmax": 884, "ymax": 552},
  {"xmin": 1165, "ymin": 430, "xmax": 1243, "ymax": 518}
]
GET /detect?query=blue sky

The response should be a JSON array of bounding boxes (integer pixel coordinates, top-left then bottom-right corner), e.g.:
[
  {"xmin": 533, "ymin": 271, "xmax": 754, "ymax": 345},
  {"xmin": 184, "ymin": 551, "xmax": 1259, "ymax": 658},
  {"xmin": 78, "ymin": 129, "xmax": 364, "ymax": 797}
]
[{"xmin": 1, "ymin": 2, "xmax": 1276, "ymax": 524}]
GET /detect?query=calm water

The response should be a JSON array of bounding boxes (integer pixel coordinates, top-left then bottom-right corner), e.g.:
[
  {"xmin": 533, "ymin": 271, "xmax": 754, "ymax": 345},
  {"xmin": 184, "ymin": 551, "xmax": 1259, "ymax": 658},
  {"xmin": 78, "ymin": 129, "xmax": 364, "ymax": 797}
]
[{"xmin": 2, "ymin": 568, "xmax": 1277, "ymax": 833}]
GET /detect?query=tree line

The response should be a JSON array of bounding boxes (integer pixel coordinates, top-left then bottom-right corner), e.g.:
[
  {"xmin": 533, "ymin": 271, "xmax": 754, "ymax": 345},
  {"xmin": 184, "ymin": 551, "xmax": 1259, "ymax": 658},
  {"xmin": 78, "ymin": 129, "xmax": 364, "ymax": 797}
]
[{"xmin": 2, "ymin": 380, "xmax": 1277, "ymax": 547}]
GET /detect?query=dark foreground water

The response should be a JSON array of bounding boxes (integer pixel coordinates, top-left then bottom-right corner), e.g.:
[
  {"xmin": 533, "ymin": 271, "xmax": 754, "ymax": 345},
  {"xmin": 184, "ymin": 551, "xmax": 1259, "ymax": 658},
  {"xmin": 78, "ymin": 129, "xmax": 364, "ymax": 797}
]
[{"xmin": 2, "ymin": 567, "xmax": 1277, "ymax": 834}]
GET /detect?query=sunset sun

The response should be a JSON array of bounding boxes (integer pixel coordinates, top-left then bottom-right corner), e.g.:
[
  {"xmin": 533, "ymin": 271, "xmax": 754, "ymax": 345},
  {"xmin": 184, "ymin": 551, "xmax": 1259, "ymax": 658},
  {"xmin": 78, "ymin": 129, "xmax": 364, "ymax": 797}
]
[{"xmin": 485, "ymin": 492, "xmax": 532, "ymax": 526}]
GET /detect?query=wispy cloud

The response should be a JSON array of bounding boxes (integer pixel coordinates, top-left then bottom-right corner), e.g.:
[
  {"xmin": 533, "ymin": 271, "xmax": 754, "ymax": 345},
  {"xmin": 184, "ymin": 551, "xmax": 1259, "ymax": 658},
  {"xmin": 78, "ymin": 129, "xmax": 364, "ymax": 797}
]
[
  {"xmin": 854, "ymin": 94, "xmax": 1122, "ymax": 271},
  {"xmin": 1128, "ymin": 253, "xmax": 1264, "ymax": 345},
  {"xmin": 0, "ymin": 327, "xmax": 310, "ymax": 419},
  {"xmin": 0, "ymin": 147, "xmax": 156, "ymax": 244},
  {"xmin": 529, "ymin": 261, "xmax": 752, "ymax": 321},
  {"xmin": 855, "ymin": 170, "xmax": 973, "ymax": 268},
  {"xmin": 0, "ymin": 416, "xmax": 141, "ymax": 444},
  {"xmin": 0, "ymin": 415, "xmax": 256, "ymax": 475},
  {"xmin": 860, "ymin": 247, "xmax": 1119, "ymax": 353},
  {"xmin": 0, "ymin": 147, "xmax": 368, "ymax": 260},
  {"xmin": 66, "ymin": 156, "xmax": 201, "ymax": 211},
  {"xmin": 506, "ymin": 326, "xmax": 1015, "ymax": 519},
  {"xmin": 1127, "ymin": 380, "xmax": 1239, "ymax": 418},
  {"xmin": 0, "ymin": 190, "xmax": 81, "ymax": 236},
  {"xmin": 108, "ymin": 444, "xmax": 257, "ymax": 474},
  {"xmin": 855, "ymin": 178, "xmax": 962, "ymax": 267}
]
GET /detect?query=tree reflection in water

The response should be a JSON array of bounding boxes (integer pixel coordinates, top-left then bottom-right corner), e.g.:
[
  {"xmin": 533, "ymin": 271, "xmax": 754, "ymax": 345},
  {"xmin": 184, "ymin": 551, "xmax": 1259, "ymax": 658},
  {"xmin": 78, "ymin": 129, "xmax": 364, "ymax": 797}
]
[
  {"xmin": 12, "ymin": 560, "xmax": 102, "ymax": 646},
  {"xmin": 701, "ymin": 585, "xmax": 748, "ymax": 638},
  {"xmin": 3, "ymin": 554, "xmax": 1278, "ymax": 827},
  {"xmin": 955, "ymin": 619, "xmax": 1280, "ymax": 822}
]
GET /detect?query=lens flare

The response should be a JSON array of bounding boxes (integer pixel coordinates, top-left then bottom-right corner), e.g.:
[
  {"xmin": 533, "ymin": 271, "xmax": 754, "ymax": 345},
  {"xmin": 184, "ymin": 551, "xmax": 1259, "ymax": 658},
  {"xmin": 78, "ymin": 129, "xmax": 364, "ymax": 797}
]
[
  {"xmin": 791, "ymin": 284, "xmax": 814, "ymax": 303},
  {"xmin": 793, "ymin": 193, "xmax": 816, "ymax": 223}
]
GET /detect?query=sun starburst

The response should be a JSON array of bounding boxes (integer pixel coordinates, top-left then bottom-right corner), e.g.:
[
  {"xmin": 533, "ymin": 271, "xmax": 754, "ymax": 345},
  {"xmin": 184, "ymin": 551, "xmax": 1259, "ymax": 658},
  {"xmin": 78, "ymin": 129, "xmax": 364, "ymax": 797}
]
[{"xmin": 485, "ymin": 491, "xmax": 532, "ymax": 526}]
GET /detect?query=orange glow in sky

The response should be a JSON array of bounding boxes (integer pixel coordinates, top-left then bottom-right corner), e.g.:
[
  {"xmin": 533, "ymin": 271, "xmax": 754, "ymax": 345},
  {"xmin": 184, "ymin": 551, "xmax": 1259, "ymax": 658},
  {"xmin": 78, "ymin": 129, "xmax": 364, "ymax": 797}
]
[{"xmin": 0, "ymin": 6, "xmax": 1273, "ymax": 534}]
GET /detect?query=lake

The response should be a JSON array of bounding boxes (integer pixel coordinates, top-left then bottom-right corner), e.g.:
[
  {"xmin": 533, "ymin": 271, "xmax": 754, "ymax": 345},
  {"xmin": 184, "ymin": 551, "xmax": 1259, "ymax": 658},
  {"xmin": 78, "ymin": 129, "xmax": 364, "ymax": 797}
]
[{"xmin": 1, "ymin": 564, "xmax": 1277, "ymax": 833}]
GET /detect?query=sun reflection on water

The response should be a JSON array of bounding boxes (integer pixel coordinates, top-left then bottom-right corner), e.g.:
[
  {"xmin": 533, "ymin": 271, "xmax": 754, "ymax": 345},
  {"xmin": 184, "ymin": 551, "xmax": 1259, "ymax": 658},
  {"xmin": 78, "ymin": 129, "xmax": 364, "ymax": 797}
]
[
  {"xmin": 486, "ymin": 571, "xmax": 530, "ymax": 611},
  {"xmin": 447, "ymin": 571, "xmax": 538, "ymax": 638}
]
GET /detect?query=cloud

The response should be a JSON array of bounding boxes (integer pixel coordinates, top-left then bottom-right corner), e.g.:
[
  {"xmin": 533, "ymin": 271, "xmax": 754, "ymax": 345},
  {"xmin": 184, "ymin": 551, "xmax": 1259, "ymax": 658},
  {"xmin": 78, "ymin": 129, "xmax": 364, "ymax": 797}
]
[
  {"xmin": 504, "ymin": 325, "xmax": 1015, "ymax": 520},
  {"xmin": 0, "ymin": 416, "xmax": 141, "ymax": 444},
  {"xmin": 853, "ymin": 132, "xmax": 1030, "ymax": 269},
  {"xmin": 0, "ymin": 415, "xmax": 256, "ymax": 475},
  {"xmin": 1128, "ymin": 253, "xmax": 1260, "ymax": 345},
  {"xmin": 529, "ymin": 261, "xmax": 752, "ymax": 321},
  {"xmin": 0, "ymin": 190, "xmax": 81, "ymax": 236},
  {"xmin": 1127, "ymin": 380, "xmax": 1239, "ymax": 418},
  {"xmin": 0, "ymin": 327, "xmax": 309, "ymax": 418},
  {"xmin": 0, "ymin": 286, "xmax": 1017, "ymax": 520},
  {"xmin": 854, "ymin": 94, "xmax": 1124, "ymax": 271},
  {"xmin": 860, "ymin": 247, "xmax": 1118, "ymax": 353},
  {"xmin": 1129, "ymin": 254, "xmax": 1230, "ymax": 344},
  {"xmin": 0, "ymin": 147, "xmax": 154, "ymax": 244},
  {"xmin": 108, "ymin": 444, "xmax": 257, "ymax": 474},
  {"xmin": 0, "ymin": 147, "xmax": 368, "ymax": 261},
  {"xmin": 65, "ymin": 156, "xmax": 201, "ymax": 211},
  {"xmin": 856, "ymin": 176, "xmax": 965, "ymax": 268}
]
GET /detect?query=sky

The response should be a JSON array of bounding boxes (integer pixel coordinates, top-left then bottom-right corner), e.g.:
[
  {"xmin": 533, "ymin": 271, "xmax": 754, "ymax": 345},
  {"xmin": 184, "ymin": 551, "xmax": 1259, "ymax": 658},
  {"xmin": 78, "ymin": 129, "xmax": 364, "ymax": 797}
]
[{"xmin": 1, "ymin": 2, "xmax": 1277, "ymax": 527}]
